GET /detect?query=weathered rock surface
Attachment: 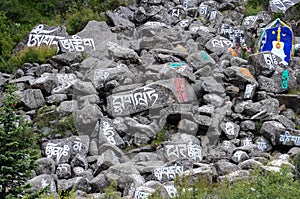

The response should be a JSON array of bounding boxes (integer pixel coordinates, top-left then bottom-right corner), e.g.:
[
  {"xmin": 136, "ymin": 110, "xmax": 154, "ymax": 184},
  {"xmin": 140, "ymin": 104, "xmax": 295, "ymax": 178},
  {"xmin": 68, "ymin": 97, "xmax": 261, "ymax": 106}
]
[{"xmin": 3, "ymin": 0, "xmax": 300, "ymax": 197}]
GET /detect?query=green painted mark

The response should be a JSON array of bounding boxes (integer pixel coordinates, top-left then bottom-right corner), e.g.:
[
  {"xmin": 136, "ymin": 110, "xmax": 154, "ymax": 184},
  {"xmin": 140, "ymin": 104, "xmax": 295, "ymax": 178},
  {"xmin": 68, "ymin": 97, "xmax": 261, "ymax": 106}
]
[
  {"xmin": 281, "ymin": 69, "xmax": 289, "ymax": 89},
  {"xmin": 170, "ymin": 62, "xmax": 186, "ymax": 68},
  {"xmin": 201, "ymin": 51, "xmax": 210, "ymax": 62}
]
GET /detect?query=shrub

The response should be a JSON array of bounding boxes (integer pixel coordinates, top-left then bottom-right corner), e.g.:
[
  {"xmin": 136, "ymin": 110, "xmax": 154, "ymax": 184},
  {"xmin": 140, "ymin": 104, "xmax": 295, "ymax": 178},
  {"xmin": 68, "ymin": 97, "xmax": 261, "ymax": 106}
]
[
  {"xmin": 244, "ymin": 0, "xmax": 269, "ymax": 16},
  {"xmin": 151, "ymin": 128, "xmax": 166, "ymax": 148},
  {"xmin": 0, "ymin": 46, "xmax": 57, "ymax": 73},
  {"xmin": 64, "ymin": 8, "xmax": 108, "ymax": 35},
  {"xmin": 0, "ymin": 84, "xmax": 40, "ymax": 198}
]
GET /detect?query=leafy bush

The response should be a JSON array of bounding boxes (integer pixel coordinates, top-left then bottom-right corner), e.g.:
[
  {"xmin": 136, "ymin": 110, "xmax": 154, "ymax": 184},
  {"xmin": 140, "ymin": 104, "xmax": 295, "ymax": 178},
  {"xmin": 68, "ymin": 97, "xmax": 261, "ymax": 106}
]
[{"xmin": 244, "ymin": 0, "xmax": 269, "ymax": 16}]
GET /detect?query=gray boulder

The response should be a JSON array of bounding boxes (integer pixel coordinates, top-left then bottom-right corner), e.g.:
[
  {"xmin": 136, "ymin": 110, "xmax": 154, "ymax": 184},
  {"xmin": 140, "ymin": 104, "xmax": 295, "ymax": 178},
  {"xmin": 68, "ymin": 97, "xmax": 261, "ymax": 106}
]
[
  {"xmin": 71, "ymin": 153, "xmax": 89, "ymax": 170},
  {"xmin": 28, "ymin": 174, "xmax": 56, "ymax": 194},
  {"xmin": 240, "ymin": 120, "xmax": 255, "ymax": 131},
  {"xmin": 215, "ymin": 160, "xmax": 239, "ymax": 176},
  {"xmin": 15, "ymin": 89, "xmax": 45, "ymax": 109},
  {"xmin": 260, "ymin": 121, "xmax": 286, "ymax": 145},
  {"xmin": 224, "ymin": 66, "xmax": 258, "ymax": 87},
  {"xmin": 106, "ymin": 10, "xmax": 135, "ymax": 30},
  {"xmin": 57, "ymin": 177, "xmax": 90, "ymax": 193},
  {"xmin": 75, "ymin": 102, "xmax": 103, "ymax": 136},
  {"xmin": 74, "ymin": 20, "xmax": 118, "ymax": 58},
  {"xmin": 203, "ymin": 93, "xmax": 224, "ymax": 107},
  {"xmin": 57, "ymin": 100, "xmax": 78, "ymax": 116},
  {"xmin": 186, "ymin": 51, "xmax": 216, "ymax": 70},
  {"xmin": 89, "ymin": 173, "xmax": 109, "ymax": 193},
  {"xmin": 29, "ymin": 73, "xmax": 59, "ymax": 94},
  {"xmin": 200, "ymin": 76, "xmax": 225, "ymax": 94},
  {"xmin": 48, "ymin": 52, "xmax": 83, "ymax": 69},
  {"xmin": 107, "ymin": 41, "xmax": 140, "ymax": 63},
  {"xmin": 46, "ymin": 94, "xmax": 68, "ymax": 104},
  {"xmin": 244, "ymin": 98, "xmax": 280, "ymax": 117},
  {"xmin": 177, "ymin": 119, "xmax": 198, "ymax": 135},
  {"xmin": 35, "ymin": 158, "xmax": 56, "ymax": 175}
]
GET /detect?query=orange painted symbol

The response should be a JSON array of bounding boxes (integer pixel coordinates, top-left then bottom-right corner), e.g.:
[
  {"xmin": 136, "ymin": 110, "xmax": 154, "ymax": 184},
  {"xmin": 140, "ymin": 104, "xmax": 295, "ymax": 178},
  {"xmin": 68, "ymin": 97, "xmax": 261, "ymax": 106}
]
[{"xmin": 276, "ymin": 42, "xmax": 281, "ymax": 49}]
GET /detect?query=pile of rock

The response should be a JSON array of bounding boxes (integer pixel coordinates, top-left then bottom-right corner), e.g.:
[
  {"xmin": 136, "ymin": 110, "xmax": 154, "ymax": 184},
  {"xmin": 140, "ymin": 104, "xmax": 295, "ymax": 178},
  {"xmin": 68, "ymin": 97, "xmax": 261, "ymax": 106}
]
[{"xmin": 1, "ymin": 0, "xmax": 300, "ymax": 198}]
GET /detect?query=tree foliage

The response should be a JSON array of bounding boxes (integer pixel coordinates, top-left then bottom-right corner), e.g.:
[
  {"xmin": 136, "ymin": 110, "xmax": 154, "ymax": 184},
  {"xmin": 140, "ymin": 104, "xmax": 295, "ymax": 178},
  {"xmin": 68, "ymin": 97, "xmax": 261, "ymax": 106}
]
[{"xmin": 0, "ymin": 85, "xmax": 40, "ymax": 198}]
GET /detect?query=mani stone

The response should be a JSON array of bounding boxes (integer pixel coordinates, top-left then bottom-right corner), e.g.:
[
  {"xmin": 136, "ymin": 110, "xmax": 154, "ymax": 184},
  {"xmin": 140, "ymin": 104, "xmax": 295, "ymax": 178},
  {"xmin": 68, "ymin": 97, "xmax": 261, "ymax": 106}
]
[
  {"xmin": 258, "ymin": 76, "xmax": 275, "ymax": 93},
  {"xmin": 269, "ymin": 0, "xmax": 299, "ymax": 13},
  {"xmin": 84, "ymin": 63, "xmax": 134, "ymax": 90},
  {"xmin": 99, "ymin": 117, "xmax": 124, "ymax": 147},
  {"xmin": 107, "ymin": 78, "xmax": 197, "ymax": 117},
  {"xmin": 248, "ymin": 52, "xmax": 280, "ymax": 76},
  {"xmin": 220, "ymin": 121, "xmax": 240, "ymax": 140},
  {"xmin": 56, "ymin": 163, "xmax": 72, "ymax": 179},
  {"xmin": 28, "ymin": 174, "xmax": 57, "ymax": 194},
  {"xmin": 205, "ymin": 36, "xmax": 233, "ymax": 56},
  {"xmin": 231, "ymin": 150, "xmax": 249, "ymax": 164}
]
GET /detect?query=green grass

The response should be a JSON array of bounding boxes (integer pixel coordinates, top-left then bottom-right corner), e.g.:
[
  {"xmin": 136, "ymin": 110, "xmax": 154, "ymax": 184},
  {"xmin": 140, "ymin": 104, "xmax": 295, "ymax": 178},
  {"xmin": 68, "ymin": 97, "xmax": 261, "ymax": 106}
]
[
  {"xmin": 0, "ymin": 46, "xmax": 57, "ymax": 73},
  {"xmin": 288, "ymin": 87, "xmax": 300, "ymax": 95}
]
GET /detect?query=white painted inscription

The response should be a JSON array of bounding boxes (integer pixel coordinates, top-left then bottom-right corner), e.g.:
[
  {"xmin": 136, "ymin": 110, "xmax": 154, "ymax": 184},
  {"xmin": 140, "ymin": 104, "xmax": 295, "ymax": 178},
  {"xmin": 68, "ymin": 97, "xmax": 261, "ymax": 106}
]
[
  {"xmin": 59, "ymin": 35, "xmax": 95, "ymax": 52},
  {"xmin": 271, "ymin": 0, "xmax": 295, "ymax": 11},
  {"xmin": 27, "ymin": 24, "xmax": 64, "ymax": 48},
  {"xmin": 165, "ymin": 143, "xmax": 202, "ymax": 161},
  {"xmin": 73, "ymin": 137, "xmax": 82, "ymax": 152},
  {"xmin": 45, "ymin": 143, "xmax": 70, "ymax": 163},
  {"xmin": 225, "ymin": 122, "xmax": 235, "ymax": 135},
  {"xmin": 165, "ymin": 185, "xmax": 178, "ymax": 198},
  {"xmin": 279, "ymin": 131, "xmax": 300, "ymax": 146},
  {"xmin": 112, "ymin": 86, "xmax": 158, "ymax": 114},
  {"xmin": 102, "ymin": 121, "xmax": 116, "ymax": 145},
  {"xmin": 257, "ymin": 139, "xmax": 267, "ymax": 151},
  {"xmin": 244, "ymin": 84, "xmax": 254, "ymax": 99},
  {"xmin": 242, "ymin": 138, "xmax": 253, "ymax": 146},
  {"xmin": 211, "ymin": 38, "xmax": 233, "ymax": 48},
  {"xmin": 263, "ymin": 54, "xmax": 278, "ymax": 70},
  {"xmin": 154, "ymin": 165, "xmax": 184, "ymax": 181}
]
